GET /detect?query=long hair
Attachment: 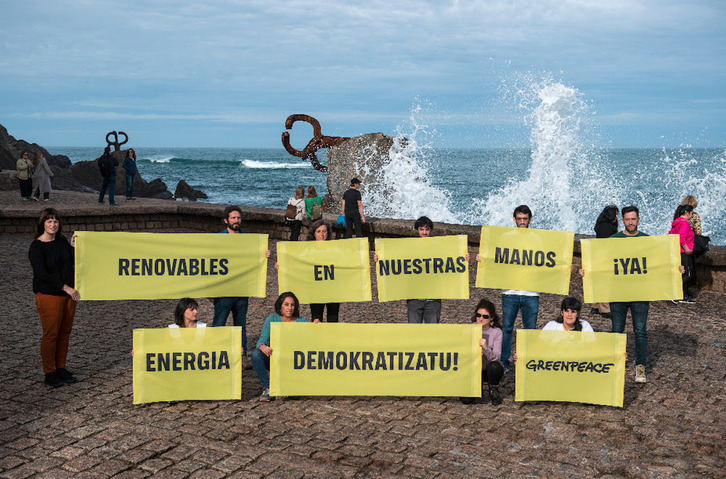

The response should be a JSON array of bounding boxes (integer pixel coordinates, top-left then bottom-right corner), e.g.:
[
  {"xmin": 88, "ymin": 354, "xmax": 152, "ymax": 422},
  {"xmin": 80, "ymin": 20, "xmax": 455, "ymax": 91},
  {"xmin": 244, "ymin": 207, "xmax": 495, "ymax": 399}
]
[
  {"xmin": 307, "ymin": 186, "xmax": 318, "ymax": 198},
  {"xmin": 127, "ymin": 148, "xmax": 136, "ymax": 160},
  {"xmin": 556, "ymin": 296, "xmax": 583, "ymax": 331},
  {"xmin": 470, "ymin": 298, "xmax": 501, "ymax": 328},
  {"xmin": 673, "ymin": 204, "xmax": 693, "ymax": 221},
  {"xmin": 33, "ymin": 151, "xmax": 42, "ymax": 167},
  {"xmin": 35, "ymin": 208, "xmax": 63, "ymax": 239},
  {"xmin": 681, "ymin": 195, "xmax": 698, "ymax": 208},
  {"xmin": 307, "ymin": 220, "xmax": 330, "ymax": 241},
  {"xmin": 294, "ymin": 186, "xmax": 305, "ymax": 200},
  {"xmin": 275, "ymin": 292, "xmax": 300, "ymax": 318},
  {"xmin": 174, "ymin": 298, "xmax": 199, "ymax": 327}
]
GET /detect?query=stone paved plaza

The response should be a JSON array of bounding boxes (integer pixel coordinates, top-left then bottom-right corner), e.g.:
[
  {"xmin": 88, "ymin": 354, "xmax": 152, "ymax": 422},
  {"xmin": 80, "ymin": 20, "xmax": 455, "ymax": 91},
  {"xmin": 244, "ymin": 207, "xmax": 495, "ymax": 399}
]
[{"xmin": 1, "ymin": 233, "xmax": 725, "ymax": 478}]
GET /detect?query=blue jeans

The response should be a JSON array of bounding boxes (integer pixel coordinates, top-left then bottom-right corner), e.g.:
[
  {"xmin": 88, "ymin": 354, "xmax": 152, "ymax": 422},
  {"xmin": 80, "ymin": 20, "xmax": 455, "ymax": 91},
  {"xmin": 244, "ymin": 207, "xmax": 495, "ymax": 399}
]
[
  {"xmin": 125, "ymin": 173, "xmax": 136, "ymax": 197},
  {"xmin": 500, "ymin": 294, "xmax": 539, "ymax": 368},
  {"xmin": 99, "ymin": 175, "xmax": 116, "ymax": 205},
  {"xmin": 212, "ymin": 297, "xmax": 249, "ymax": 354},
  {"xmin": 251, "ymin": 348, "xmax": 270, "ymax": 389},
  {"xmin": 610, "ymin": 301, "xmax": 649, "ymax": 367}
]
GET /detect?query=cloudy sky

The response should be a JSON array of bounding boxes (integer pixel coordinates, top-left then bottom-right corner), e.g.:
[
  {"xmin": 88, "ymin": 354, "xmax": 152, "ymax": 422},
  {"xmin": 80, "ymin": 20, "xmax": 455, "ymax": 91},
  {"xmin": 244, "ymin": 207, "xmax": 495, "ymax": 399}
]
[{"xmin": 1, "ymin": 0, "xmax": 724, "ymax": 148}]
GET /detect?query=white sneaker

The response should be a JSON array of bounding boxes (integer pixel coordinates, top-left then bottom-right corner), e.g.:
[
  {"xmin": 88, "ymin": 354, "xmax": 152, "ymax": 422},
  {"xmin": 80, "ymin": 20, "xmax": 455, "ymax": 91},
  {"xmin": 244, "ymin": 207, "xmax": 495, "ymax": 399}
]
[{"xmin": 635, "ymin": 364, "xmax": 646, "ymax": 383}]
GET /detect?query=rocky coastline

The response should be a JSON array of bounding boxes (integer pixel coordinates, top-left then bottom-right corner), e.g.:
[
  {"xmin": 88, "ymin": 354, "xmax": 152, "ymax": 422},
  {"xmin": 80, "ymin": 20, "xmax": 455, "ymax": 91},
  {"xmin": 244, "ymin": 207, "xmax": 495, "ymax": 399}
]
[{"xmin": 0, "ymin": 124, "xmax": 205, "ymax": 201}]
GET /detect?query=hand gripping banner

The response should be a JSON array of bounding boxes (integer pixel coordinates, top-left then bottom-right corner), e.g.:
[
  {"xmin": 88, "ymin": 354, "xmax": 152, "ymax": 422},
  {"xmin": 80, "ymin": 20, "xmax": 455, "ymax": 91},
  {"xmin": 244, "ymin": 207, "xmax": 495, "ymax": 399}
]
[
  {"xmin": 374, "ymin": 236, "xmax": 469, "ymax": 302},
  {"xmin": 581, "ymin": 235, "xmax": 682, "ymax": 303},
  {"xmin": 133, "ymin": 327, "xmax": 242, "ymax": 404},
  {"xmin": 515, "ymin": 330, "xmax": 626, "ymax": 407},
  {"xmin": 75, "ymin": 232, "xmax": 268, "ymax": 300},
  {"xmin": 277, "ymin": 238, "xmax": 372, "ymax": 303},
  {"xmin": 475, "ymin": 226, "xmax": 574, "ymax": 295},
  {"xmin": 269, "ymin": 323, "xmax": 482, "ymax": 397}
]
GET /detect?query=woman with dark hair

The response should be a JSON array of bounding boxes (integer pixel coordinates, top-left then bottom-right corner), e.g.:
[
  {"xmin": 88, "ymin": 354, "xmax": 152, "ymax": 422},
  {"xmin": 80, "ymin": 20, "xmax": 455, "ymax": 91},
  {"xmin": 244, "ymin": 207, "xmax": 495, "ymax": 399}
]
[
  {"xmin": 669, "ymin": 204, "xmax": 696, "ymax": 303},
  {"xmin": 307, "ymin": 220, "xmax": 341, "ymax": 323},
  {"xmin": 543, "ymin": 297, "xmax": 594, "ymax": 332},
  {"xmin": 252, "ymin": 292, "xmax": 307, "ymax": 402},
  {"xmin": 16, "ymin": 151, "xmax": 34, "ymax": 200},
  {"xmin": 461, "ymin": 299, "xmax": 504, "ymax": 406},
  {"xmin": 171, "ymin": 298, "xmax": 206, "ymax": 328},
  {"xmin": 286, "ymin": 186, "xmax": 305, "ymax": 241},
  {"xmin": 592, "ymin": 205, "xmax": 619, "ymax": 318},
  {"xmin": 28, "ymin": 208, "xmax": 80, "ymax": 387},
  {"xmin": 122, "ymin": 148, "xmax": 138, "ymax": 200}
]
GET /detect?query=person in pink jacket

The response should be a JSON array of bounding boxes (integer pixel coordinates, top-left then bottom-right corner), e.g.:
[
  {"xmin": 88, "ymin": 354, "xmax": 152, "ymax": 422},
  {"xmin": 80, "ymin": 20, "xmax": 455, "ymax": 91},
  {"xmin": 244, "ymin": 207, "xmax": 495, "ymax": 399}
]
[{"xmin": 669, "ymin": 204, "xmax": 695, "ymax": 303}]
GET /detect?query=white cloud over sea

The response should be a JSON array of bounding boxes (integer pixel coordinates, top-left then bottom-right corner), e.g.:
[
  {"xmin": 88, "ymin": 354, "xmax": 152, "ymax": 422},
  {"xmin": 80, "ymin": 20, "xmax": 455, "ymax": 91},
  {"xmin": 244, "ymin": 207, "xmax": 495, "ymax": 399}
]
[{"xmin": 1, "ymin": 0, "xmax": 724, "ymax": 147}]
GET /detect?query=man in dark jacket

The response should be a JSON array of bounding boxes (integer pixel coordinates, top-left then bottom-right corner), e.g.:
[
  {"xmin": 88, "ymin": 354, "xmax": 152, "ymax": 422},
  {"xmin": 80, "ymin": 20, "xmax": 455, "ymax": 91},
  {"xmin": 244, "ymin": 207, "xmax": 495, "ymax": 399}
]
[{"xmin": 98, "ymin": 146, "xmax": 119, "ymax": 206}]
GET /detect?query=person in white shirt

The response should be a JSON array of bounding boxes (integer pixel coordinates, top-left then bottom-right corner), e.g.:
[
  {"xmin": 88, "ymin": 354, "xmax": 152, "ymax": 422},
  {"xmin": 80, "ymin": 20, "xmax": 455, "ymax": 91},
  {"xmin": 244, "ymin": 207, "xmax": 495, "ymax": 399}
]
[
  {"xmin": 169, "ymin": 298, "xmax": 207, "ymax": 329},
  {"xmin": 542, "ymin": 297, "xmax": 593, "ymax": 332}
]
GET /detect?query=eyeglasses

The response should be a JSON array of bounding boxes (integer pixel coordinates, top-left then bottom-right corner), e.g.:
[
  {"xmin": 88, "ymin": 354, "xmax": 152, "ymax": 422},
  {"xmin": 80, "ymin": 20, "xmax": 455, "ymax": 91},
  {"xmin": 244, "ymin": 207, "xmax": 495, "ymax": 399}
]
[{"xmin": 475, "ymin": 313, "xmax": 490, "ymax": 319}]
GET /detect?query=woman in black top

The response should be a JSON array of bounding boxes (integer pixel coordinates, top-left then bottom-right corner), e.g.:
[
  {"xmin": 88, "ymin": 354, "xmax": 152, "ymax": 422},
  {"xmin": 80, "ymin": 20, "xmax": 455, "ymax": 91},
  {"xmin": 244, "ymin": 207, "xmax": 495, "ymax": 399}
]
[
  {"xmin": 28, "ymin": 208, "xmax": 80, "ymax": 388},
  {"xmin": 591, "ymin": 205, "xmax": 619, "ymax": 318}
]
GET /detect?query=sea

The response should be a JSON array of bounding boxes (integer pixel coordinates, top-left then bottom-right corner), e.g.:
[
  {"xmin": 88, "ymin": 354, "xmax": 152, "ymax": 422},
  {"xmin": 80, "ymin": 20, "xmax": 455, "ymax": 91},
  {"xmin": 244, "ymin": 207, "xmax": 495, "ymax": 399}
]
[{"xmin": 47, "ymin": 82, "xmax": 726, "ymax": 245}]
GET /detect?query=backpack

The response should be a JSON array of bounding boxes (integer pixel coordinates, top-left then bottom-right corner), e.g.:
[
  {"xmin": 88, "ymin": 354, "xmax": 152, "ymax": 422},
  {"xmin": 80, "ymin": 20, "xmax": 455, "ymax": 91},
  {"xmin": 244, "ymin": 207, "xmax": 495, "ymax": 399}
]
[
  {"xmin": 98, "ymin": 154, "xmax": 114, "ymax": 177},
  {"xmin": 309, "ymin": 201, "xmax": 323, "ymax": 221}
]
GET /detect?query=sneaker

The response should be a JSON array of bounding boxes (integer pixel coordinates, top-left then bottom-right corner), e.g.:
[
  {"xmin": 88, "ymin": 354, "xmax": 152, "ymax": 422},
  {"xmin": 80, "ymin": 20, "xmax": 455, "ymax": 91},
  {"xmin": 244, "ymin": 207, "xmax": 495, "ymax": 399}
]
[
  {"xmin": 44, "ymin": 372, "xmax": 63, "ymax": 388},
  {"xmin": 126, "ymin": 196, "xmax": 131, "ymax": 200},
  {"xmin": 56, "ymin": 368, "xmax": 78, "ymax": 384},
  {"xmin": 489, "ymin": 385, "xmax": 503, "ymax": 405},
  {"xmin": 260, "ymin": 388, "xmax": 271, "ymax": 402},
  {"xmin": 131, "ymin": 197, "xmax": 136, "ymax": 200},
  {"xmin": 459, "ymin": 397, "xmax": 475, "ymax": 405},
  {"xmin": 680, "ymin": 297, "xmax": 695, "ymax": 304},
  {"xmin": 671, "ymin": 300, "xmax": 679, "ymax": 304},
  {"xmin": 590, "ymin": 308, "xmax": 598, "ymax": 315},
  {"xmin": 635, "ymin": 364, "xmax": 646, "ymax": 383}
]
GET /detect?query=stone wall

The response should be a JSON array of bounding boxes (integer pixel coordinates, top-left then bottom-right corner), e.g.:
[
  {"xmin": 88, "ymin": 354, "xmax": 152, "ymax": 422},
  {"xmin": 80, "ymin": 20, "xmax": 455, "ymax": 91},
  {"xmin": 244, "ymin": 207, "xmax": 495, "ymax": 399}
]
[{"xmin": 2, "ymin": 201, "xmax": 725, "ymax": 292}]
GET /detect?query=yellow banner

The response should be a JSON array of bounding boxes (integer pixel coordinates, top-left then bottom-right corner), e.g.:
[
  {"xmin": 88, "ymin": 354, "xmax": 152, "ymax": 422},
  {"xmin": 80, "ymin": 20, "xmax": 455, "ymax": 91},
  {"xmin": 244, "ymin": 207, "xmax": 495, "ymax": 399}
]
[
  {"xmin": 132, "ymin": 327, "xmax": 242, "ymax": 404},
  {"xmin": 515, "ymin": 330, "xmax": 626, "ymax": 407},
  {"xmin": 475, "ymin": 226, "xmax": 574, "ymax": 295},
  {"xmin": 269, "ymin": 323, "xmax": 482, "ymax": 397},
  {"xmin": 277, "ymin": 238, "xmax": 372, "ymax": 303},
  {"xmin": 374, "ymin": 236, "xmax": 469, "ymax": 302},
  {"xmin": 75, "ymin": 232, "xmax": 268, "ymax": 300},
  {"xmin": 581, "ymin": 235, "xmax": 682, "ymax": 303}
]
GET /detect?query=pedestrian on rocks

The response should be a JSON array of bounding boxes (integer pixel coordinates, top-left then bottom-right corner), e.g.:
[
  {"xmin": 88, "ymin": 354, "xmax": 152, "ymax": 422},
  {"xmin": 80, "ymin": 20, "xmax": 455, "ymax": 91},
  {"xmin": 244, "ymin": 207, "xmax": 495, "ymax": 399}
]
[
  {"xmin": 669, "ymin": 204, "xmax": 696, "ymax": 304},
  {"xmin": 286, "ymin": 186, "xmax": 305, "ymax": 241},
  {"xmin": 252, "ymin": 292, "xmax": 308, "ymax": 402},
  {"xmin": 16, "ymin": 151, "xmax": 34, "ymax": 200},
  {"xmin": 342, "ymin": 178, "xmax": 365, "ymax": 238},
  {"xmin": 98, "ymin": 146, "xmax": 118, "ymax": 206},
  {"xmin": 28, "ymin": 208, "xmax": 80, "ymax": 388},
  {"xmin": 681, "ymin": 195, "xmax": 702, "ymax": 235},
  {"xmin": 460, "ymin": 298, "xmax": 504, "ymax": 406},
  {"xmin": 31, "ymin": 152, "xmax": 53, "ymax": 201},
  {"xmin": 591, "ymin": 205, "xmax": 619, "ymax": 318},
  {"xmin": 304, "ymin": 186, "xmax": 324, "ymax": 223},
  {"xmin": 123, "ymin": 148, "xmax": 138, "ymax": 200}
]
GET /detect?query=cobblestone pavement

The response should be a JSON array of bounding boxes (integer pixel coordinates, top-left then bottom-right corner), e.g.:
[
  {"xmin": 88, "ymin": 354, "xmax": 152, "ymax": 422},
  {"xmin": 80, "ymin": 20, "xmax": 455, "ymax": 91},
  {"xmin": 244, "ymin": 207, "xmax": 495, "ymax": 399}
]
[{"xmin": 1, "ymin": 234, "xmax": 724, "ymax": 478}]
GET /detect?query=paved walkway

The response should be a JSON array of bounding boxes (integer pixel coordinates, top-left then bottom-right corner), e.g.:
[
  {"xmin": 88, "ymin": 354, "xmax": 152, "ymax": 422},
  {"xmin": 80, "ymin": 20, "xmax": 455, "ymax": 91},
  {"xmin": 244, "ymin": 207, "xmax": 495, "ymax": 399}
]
[{"xmin": 1, "ymin": 232, "xmax": 724, "ymax": 478}]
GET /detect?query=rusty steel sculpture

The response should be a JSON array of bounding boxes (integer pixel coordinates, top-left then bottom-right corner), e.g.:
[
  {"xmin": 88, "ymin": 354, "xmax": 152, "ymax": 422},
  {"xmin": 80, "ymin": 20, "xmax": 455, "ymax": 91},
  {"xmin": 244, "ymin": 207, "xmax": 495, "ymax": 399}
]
[
  {"xmin": 281, "ymin": 114, "xmax": 349, "ymax": 172},
  {"xmin": 106, "ymin": 131, "xmax": 129, "ymax": 151}
]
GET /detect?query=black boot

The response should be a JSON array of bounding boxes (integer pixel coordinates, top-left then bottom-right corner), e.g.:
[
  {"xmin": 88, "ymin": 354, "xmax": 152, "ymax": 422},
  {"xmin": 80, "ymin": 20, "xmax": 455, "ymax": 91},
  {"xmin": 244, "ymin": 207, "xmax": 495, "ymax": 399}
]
[
  {"xmin": 489, "ymin": 384, "xmax": 502, "ymax": 405},
  {"xmin": 45, "ymin": 372, "xmax": 63, "ymax": 388}
]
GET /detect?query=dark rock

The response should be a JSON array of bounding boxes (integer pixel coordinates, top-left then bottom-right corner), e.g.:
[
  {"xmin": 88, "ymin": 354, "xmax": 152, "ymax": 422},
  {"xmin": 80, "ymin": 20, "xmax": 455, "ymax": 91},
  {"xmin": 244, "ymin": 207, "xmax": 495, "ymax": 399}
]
[
  {"xmin": 174, "ymin": 180, "xmax": 208, "ymax": 201},
  {"xmin": 326, "ymin": 132, "xmax": 395, "ymax": 212},
  {"xmin": 0, "ymin": 124, "xmax": 71, "ymax": 170},
  {"xmin": 0, "ymin": 123, "xmax": 176, "ymax": 199}
]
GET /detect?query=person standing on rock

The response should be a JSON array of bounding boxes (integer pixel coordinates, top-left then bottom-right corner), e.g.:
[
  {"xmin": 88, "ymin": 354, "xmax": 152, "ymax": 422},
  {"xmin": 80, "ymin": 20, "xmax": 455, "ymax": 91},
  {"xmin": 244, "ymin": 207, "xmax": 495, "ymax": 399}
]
[
  {"xmin": 98, "ymin": 146, "xmax": 118, "ymax": 206},
  {"xmin": 286, "ymin": 186, "xmax": 305, "ymax": 241},
  {"xmin": 16, "ymin": 151, "xmax": 34, "ymax": 200},
  {"xmin": 31, "ymin": 152, "xmax": 53, "ymax": 202},
  {"xmin": 342, "ymin": 178, "xmax": 366, "ymax": 238},
  {"xmin": 122, "ymin": 148, "xmax": 138, "ymax": 200}
]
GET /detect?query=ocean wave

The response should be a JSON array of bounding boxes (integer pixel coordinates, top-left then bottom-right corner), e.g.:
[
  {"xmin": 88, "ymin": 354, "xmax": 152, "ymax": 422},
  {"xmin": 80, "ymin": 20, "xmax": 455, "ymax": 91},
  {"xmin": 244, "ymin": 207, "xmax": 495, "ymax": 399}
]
[
  {"xmin": 140, "ymin": 155, "xmax": 175, "ymax": 163},
  {"xmin": 241, "ymin": 160, "xmax": 310, "ymax": 169}
]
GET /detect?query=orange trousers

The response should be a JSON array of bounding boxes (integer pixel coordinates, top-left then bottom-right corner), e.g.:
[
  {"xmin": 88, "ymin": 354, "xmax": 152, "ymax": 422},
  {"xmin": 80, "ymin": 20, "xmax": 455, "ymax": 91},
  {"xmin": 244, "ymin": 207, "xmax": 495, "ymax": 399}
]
[{"xmin": 35, "ymin": 293, "xmax": 77, "ymax": 374}]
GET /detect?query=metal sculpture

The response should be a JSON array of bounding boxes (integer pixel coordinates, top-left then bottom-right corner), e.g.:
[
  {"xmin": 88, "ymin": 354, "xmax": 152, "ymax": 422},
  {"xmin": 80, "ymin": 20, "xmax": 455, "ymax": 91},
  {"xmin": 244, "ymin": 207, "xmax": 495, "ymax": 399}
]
[
  {"xmin": 281, "ymin": 114, "xmax": 349, "ymax": 172},
  {"xmin": 106, "ymin": 131, "xmax": 129, "ymax": 151}
]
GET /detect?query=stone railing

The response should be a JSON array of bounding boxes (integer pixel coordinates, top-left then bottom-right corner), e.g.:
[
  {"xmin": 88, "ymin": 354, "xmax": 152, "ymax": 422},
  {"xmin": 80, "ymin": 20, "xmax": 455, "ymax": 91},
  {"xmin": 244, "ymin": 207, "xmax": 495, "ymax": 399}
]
[{"xmin": 2, "ymin": 200, "xmax": 724, "ymax": 292}]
